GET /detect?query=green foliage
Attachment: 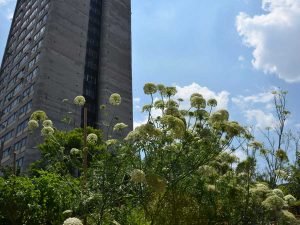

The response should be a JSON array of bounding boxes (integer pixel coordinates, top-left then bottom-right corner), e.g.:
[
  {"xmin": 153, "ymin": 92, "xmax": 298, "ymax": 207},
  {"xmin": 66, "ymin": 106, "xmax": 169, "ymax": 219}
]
[
  {"xmin": 0, "ymin": 172, "xmax": 79, "ymax": 225},
  {"xmin": 1, "ymin": 85, "xmax": 299, "ymax": 225}
]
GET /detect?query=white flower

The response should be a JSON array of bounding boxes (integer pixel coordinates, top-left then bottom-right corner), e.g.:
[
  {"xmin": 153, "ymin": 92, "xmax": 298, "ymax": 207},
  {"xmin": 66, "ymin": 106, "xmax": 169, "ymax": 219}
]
[
  {"xmin": 87, "ymin": 133, "xmax": 98, "ymax": 145},
  {"xmin": 206, "ymin": 184, "xmax": 216, "ymax": 192},
  {"xmin": 284, "ymin": 194, "xmax": 296, "ymax": 205},
  {"xmin": 62, "ymin": 210, "xmax": 73, "ymax": 215},
  {"xmin": 113, "ymin": 123, "xmax": 128, "ymax": 131},
  {"xmin": 109, "ymin": 93, "xmax": 121, "ymax": 106},
  {"xmin": 106, "ymin": 139, "xmax": 118, "ymax": 146},
  {"xmin": 272, "ymin": 189, "xmax": 284, "ymax": 198},
  {"xmin": 131, "ymin": 169, "xmax": 146, "ymax": 183},
  {"xmin": 63, "ymin": 217, "xmax": 83, "ymax": 225},
  {"xmin": 42, "ymin": 120, "xmax": 53, "ymax": 127},
  {"xmin": 262, "ymin": 195, "xmax": 285, "ymax": 211},
  {"xmin": 41, "ymin": 126, "xmax": 54, "ymax": 137},
  {"xmin": 28, "ymin": 120, "xmax": 39, "ymax": 130},
  {"xmin": 74, "ymin": 96, "xmax": 86, "ymax": 106},
  {"xmin": 70, "ymin": 148, "xmax": 81, "ymax": 155}
]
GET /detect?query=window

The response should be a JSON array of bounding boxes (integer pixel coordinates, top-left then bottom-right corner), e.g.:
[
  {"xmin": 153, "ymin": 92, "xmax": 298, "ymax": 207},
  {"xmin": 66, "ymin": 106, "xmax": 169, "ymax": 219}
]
[
  {"xmin": 16, "ymin": 157, "xmax": 24, "ymax": 168},
  {"xmin": 31, "ymin": 40, "xmax": 42, "ymax": 54},
  {"xmin": 0, "ymin": 129, "xmax": 14, "ymax": 144},
  {"xmin": 23, "ymin": 85, "xmax": 34, "ymax": 98},
  {"xmin": 19, "ymin": 101, "xmax": 32, "ymax": 117},
  {"xmin": 2, "ymin": 147, "xmax": 11, "ymax": 158},
  {"xmin": 16, "ymin": 118, "xmax": 29, "ymax": 135},
  {"xmin": 28, "ymin": 53, "xmax": 40, "ymax": 68},
  {"xmin": 14, "ymin": 137, "xmax": 27, "ymax": 151},
  {"xmin": 27, "ymin": 67, "xmax": 38, "ymax": 81},
  {"xmin": 33, "ymin": 26, "xmax": 45, "ymax": 41}
]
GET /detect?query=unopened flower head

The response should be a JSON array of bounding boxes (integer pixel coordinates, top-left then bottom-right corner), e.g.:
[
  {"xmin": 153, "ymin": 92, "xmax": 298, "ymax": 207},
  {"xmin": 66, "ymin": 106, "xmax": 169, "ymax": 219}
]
[
  {"xmin": 87, "ymin": 133, "xmax": 98, "ymax": 145},
  {"xmin": 74, "ymin": 96, "xmax": 86, "ymax": 106},
  {"xmin": 109, "ymin": 93, "xmax": 121, "ymax": 105},
  {"xmin": 207, "ymin": 98, "xmax": 217, "ymax": 107},
  {"xmin": 41, "ymin": 126, "xmax": 54, "ymax": 137},
  {"xmin": 131, "ymin": 169, "xmax": 146, "ymax": 183},
  {"xmin": 28, "ymin": 120, "xmax": 39, "ymax": 130},
  {"xmin": 190, "ymin": 96, "xmax": 206, "ymax": 109},
  {"xmin": 30, "ymin": 110, "xmax": 48, "ymax": 122},
  {"xmin": 63, "ymin": 217, "xmax": 83, "ymax": 225},
  {"xmin": 42, "ymin": 120, "xmax": 53, "ymax": 127}
]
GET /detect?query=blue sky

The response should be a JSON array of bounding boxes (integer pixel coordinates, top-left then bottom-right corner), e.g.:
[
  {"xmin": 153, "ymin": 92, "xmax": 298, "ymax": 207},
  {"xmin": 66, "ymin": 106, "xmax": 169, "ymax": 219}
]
[{"xmin": 1, "ymin": 0, "xmax": 300, "ymax": 136}]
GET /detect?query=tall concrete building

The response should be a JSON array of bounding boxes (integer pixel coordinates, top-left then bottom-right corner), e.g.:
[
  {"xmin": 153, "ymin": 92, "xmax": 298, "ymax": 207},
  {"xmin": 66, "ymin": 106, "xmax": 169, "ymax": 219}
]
[{"xmin": 0, "ymin": 0, "xmax": 132, "ymax": 170}]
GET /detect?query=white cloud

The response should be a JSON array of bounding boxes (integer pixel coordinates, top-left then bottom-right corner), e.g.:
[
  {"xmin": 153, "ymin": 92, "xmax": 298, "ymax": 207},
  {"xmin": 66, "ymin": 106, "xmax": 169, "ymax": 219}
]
[
  {"xmin": 238, "ymin": 55, "xmax": 245, "ymax": 62},
  {"xmin": 0, "ymin": 0, "xmax": 13, "ymax": 6},
  {"xmin": 232, "ymin": 90, "xmax": 277, "ymax": 128},
  {"xmin": 234, "ymin": 149, "xmax": 248, "ymax": 161},
  {"xmin": 133, "ymin": 97, "xmax": 140, "ymax": 103},
  {"xmin": 232, "ymin": 91, "xmax": 274, "ymax": 108},
  {"xmin": 236, "ymin": 0, "xmax": 300, "ymax": 82},
  {"xmin": 6, "ymin": 10, "xmax": 13, "ymax": 20},
  {"xmin": 175, "ymin": 82, "xmax": 230, "ymax": 110},
  {"xmin": 245, "ymin": 109, "xmax": 276, "ymax": 129}
]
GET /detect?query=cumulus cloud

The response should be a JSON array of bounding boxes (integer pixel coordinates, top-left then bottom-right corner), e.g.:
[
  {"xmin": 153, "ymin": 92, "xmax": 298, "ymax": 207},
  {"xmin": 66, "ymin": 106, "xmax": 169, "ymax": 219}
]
[
  {"xmin": 232, "ymin": 91, "xmax": 274, "ymax": 108},
  {"xmin": 232, "ymin": 90, "xmax": 277, "ymax": 128},
  {"xmin": 236, "ymin": 0, "xmax": 300, "ymax": 82},
  {"xmin": 175, "ymin": 82, "xmax": 230, "ymax": 110},
  {"xmin": 245, "ymin": 109, "xmax": 276, "ymax": 129}
]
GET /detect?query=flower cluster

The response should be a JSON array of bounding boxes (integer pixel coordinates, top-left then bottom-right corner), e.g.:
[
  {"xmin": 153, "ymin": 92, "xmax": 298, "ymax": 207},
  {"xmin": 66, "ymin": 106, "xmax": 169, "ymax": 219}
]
[
  {"xmin": 28, "ymin": 120, "xmax": 39, "ymax": 130},
  {"xmin": 113, "ymin": 123, "xmax": 128, "ymax": 131},
  {"xmin": 41, "ymin": 126, "xmax": 54, "ymax": 137},
  {"xmin": 70, "ymin": 148, "xmax": 81, "ymax": 155},
  {"xmin": 30, "ymin": 110, "xmax": 48, "ymax": 121},
  {"xmin": 87, "ymin": 133, "xmax": 98, "ymax": 145},
  {"xmin": 109, "ymin": 93, "xmax": 121, "ymax": 106},
  {"xmin": 63, "ymin": 217, "xmax": 83, "ymax": 225},
  {"xmin": 130, "ymin": 169, "xmax": 146, "ymax": 183},
  {"xmin": 74, "ymin": 96, "xmax": 86, "ymax": 106},
  {"xmin": 42, "ymin": 120, "xmax": 53, "ymax": 128},
  {"xmin": 106, "ymin": 139, "xmax": 118, "ymax": 146},
  {"xmin": 284, "ymin": 194, "xmax": 296, "ymax": 205},
  {"xmin": 143, "ymin": 83, "xmax": 157, "ymax": 95}
]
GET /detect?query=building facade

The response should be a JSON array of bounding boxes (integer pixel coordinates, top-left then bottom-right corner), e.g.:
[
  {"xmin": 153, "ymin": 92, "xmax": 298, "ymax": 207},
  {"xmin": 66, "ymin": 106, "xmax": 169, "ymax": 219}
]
[{"xmin": 0, "ymin": 0, "xmax": 132, "ymax": 170}]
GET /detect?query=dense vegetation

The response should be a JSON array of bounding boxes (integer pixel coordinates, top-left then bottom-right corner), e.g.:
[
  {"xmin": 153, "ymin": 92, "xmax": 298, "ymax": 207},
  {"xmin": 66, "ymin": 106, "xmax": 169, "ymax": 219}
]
[{"xmin": 0, "ymin": 84, "xmax": 299, "ymax": 225}]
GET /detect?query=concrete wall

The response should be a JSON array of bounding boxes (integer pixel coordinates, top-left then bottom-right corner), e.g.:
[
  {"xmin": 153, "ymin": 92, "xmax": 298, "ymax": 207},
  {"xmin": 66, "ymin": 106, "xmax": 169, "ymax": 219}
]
[
  {"xmin": 24, "ymin": 0, "xmax": 91, "ymax": 168},
  {"xmin": 97, "ymin": 0, "xmax": 133, "ymax": 136}
]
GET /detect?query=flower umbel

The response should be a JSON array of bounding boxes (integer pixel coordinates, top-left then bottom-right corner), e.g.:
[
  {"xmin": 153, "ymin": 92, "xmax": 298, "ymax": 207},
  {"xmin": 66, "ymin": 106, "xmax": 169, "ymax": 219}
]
[
  {"xmin": 74, "ymin": 96, "xmax": 86, "ymax": 106},
  {"xmin": 41, "ymin": 126, "xmax": 54, "ymax": 137},
  {"xmin": 63, "ymin": 217, "xmax": 83, "ymax": 225},
  {"xmin": 131, "ymin": 169, "xmax": 146, "ymax": 183},
  {"xmin": 109, "ymin": 93, "xmax": 121, "ymax": 106},
  {"xmin": 28, "ymin": 120, "xmax": 39, "ymax": 130},
  {"xmin": 87, "ymin": 133, "xmax": 98, "ymax": 145},
  {"xmin": 113, "ymin": 123, "xmax": 128, "ymax": 131},
  {"xmin": 70, "ymin": 148, "xmax": 81, "ymax": 155},
  {"xmin": 42, "ymin": 120, "xmax": 53, "ymax": 127}
]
